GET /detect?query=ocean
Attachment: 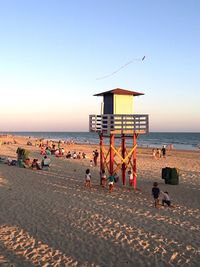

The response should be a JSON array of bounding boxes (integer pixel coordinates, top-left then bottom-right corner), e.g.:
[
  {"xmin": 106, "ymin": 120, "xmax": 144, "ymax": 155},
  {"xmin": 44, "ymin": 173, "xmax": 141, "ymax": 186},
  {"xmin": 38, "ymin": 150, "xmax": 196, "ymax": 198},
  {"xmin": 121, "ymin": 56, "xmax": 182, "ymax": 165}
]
[{"xmin": 1, "ymin": 132, "xmax": 200, "ymax": 151}]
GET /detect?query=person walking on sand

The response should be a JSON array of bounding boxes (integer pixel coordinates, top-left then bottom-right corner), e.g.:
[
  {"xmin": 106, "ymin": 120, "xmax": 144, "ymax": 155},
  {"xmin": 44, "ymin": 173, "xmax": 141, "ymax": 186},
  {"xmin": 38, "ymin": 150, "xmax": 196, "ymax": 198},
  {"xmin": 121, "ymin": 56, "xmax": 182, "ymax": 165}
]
[
  {"xmin": 85, "ymin": 168, "xmax": 91, "ymax": 188},
  {"xmin": 152, "ymin": 182, "xmax": 160, "ymax": 208}
]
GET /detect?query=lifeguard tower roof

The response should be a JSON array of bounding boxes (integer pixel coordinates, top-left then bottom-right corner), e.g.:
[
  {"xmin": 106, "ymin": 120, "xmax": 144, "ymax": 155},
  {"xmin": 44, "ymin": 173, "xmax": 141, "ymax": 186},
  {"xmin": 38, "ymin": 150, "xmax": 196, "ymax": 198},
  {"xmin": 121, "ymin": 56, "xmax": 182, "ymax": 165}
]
[
  {"xmin": 89, "ymin": 87, "xmax": 149, "ymax": 134},
  {"xmin": 94, "ymin": 88, "xmax": 144, "ymax": 96}
]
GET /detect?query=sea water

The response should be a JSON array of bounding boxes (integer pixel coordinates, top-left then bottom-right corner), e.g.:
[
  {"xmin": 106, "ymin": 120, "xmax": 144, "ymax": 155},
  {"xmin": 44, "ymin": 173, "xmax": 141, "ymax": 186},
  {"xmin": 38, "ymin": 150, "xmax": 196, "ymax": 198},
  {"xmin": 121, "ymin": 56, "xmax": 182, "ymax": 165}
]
[{"xmin": 1, "ymin": 132, "xmax": 200, "ymax": 151}]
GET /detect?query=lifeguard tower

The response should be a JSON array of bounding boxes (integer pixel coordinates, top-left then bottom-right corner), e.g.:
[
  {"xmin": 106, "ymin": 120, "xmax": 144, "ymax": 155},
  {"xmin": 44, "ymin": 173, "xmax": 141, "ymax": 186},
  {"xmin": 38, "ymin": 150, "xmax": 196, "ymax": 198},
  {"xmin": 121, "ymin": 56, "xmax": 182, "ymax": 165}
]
[{"xmin": 89, "ymin": 88, "xmax": 149, "ymax": 189}]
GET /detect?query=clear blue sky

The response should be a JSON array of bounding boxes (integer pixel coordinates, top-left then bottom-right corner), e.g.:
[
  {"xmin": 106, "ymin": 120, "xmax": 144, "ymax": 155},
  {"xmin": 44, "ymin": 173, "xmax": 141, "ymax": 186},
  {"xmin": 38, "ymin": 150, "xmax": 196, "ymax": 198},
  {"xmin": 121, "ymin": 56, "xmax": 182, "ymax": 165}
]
[{"xmin": 0, "ymin": 0, "xmax": 199, "ymax": 132}]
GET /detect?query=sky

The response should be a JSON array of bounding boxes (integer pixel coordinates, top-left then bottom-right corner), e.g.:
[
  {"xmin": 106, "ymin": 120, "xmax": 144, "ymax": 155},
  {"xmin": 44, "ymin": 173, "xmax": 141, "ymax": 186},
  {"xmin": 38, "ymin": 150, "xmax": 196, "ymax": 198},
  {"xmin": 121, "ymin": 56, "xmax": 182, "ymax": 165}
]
[{"xmin": 0, "ymin": 0, "xmax": 199, "ymax": 132}]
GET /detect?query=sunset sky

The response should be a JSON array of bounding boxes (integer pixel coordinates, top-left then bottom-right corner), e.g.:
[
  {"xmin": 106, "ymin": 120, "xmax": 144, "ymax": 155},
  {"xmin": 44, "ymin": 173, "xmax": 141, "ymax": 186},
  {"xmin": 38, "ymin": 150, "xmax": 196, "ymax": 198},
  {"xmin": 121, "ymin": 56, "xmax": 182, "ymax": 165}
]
[{"xmin": 0, "ymin": 0, "xmax": 199, "ymax": 132}]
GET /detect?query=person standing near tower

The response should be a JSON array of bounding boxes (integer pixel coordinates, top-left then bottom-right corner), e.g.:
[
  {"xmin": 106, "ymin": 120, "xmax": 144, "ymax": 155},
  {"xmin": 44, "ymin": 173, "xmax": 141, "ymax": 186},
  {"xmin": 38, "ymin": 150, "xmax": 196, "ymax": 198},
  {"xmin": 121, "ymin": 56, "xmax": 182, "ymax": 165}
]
[{"xmin": 93, "ymin": 149, "xmax": 99, "ymax": 166}]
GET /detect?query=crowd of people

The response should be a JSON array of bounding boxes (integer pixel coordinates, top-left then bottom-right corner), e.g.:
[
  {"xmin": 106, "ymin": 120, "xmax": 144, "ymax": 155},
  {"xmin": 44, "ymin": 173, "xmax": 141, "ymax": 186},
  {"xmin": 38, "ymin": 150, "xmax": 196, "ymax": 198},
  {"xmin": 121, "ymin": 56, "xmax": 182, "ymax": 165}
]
[
  {"xmin": 66, "ymin": 151, "xmax": 87, "ymax": 159},
  {"xmin": 38, "ymin": 140, "xmax": 89, "ymax": 161},
  {"xmin": 5, "ymin": 155, "xmax": 51, "ymax": 171},
  {"xmin": 84, "ymin": 168, "xmax": 136, "ymax": 193},
  {"xmin": 2, "ymin": 137, "xmax": 177, "ymax": 204},
  {"xmin": 23, "ymin": 156, "xmax": 51, "ymax": 170}
]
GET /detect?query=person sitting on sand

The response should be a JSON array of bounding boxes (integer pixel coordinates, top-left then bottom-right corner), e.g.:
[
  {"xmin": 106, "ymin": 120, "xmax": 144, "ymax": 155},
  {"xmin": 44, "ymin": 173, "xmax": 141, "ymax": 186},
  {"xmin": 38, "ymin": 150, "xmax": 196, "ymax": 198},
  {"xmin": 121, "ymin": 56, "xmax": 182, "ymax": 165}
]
[
  {"xmin": 41, "ymin": 155, "xmax": 50, "ymax": 169},
  {"xmin": 161, "ymin": 191, "xmax": 171, "ymax": 207},
  {"xmin": 82, "ymin": 152, "xmax": 86, "ymax": 159},
  {"xmin": 152, "ymin": 182, "xmax": 160, "ymax": 208},
  {"xmin": 66, "ymin": 151, "xmax": 71, "ymax": 159},
  {"xmin": 7, "ymin": 157, "xmax": 12, "ymax": 166},
  {"xmin": 55, "ymin": 149, "xmax": 60, "ymax": 157},
  {"xmin": 45, "ymin": 147, "xmax": 51, "ymax": 155},
  {"xmin": 85, "ymin": 169, "xmax": 91, "ymax": 188},
  {"xmin": 77, "ymin": 152, "xmax": 81, "ymax": 159},
  {"xmin": 61, "ymin": 148, "xmax": 65, "ymax": 155},
  {"xmin": 58, "ymin": 148, "xmax": 63, "ymax": 156},
  {"xmin": 40, "ymin": 147, "xmax": 46, "ymax": 155},
  {"xmin": 31, "ymin": 159, "xmax": 41, "ymax": 170},
  {"xmin": 73, "ymin": 151, "xmax": 77, "ymax": 159}
]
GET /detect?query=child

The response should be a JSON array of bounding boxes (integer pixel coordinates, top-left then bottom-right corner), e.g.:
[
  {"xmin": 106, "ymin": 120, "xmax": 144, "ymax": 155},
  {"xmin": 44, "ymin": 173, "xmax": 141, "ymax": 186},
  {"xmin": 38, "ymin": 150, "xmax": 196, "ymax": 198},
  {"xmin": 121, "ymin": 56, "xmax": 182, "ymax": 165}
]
[
  {"xmin": 127, "ymin": 169, "xmax": 134, "ymax": 188},
  {"xmin": 100, "ymin": 169, "xmax": 107, "ymax": 187},
  {"xmin": 73, "ymin": 151, "xmax": 77, "ymax": 159},
  {"xmin": 41, "ymin": 155, "xmax": 50, "ymax": 170},
  {"xmin": 161, "ymin": 191, "xmax": 171, "ymax": 207},
  {"xmin": 107, "ymin": 174, "xmax": 115, "ymax": 193},
  {"xmin": 152, "ymin": 182, "xmax": 160, "ymax": 207},
  {"xmin": 82, "ymin": 152, "xmax": 86, "ymax": 159},
  {"xmin": 90, "ymin": 159, "xmax": 93, "ymax": 167},
  {"xmin": 77, "ymin": 152, "xmax": 81, "ymax": 159},
  {"xmin": 31, "ymin": 159, "xmax": 41, "ymax": 170},
  {"xmin": 85, "ymin": 169, "xmax": 91, "ymax": 188},
  {"xmin": 155, "ymin": 148, "xmax": 161, "ymax": 159}
]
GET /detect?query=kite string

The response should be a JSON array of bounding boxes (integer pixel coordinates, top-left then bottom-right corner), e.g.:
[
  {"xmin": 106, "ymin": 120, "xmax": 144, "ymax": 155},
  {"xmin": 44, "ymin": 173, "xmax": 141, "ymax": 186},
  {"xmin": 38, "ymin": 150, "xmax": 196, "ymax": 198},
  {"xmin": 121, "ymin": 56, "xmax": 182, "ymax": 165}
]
[{"xmin": 96, "ymin": 56, "xmax": 145, "ymax": 80}]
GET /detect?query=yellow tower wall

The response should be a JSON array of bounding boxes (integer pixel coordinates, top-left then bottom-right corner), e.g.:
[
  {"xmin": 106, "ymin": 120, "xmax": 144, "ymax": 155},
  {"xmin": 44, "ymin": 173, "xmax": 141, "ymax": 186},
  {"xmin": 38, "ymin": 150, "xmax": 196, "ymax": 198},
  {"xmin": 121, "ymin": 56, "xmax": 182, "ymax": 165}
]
[{"xmin": 114, "ymin": 94, "xmax": 134, "ymax": 114}]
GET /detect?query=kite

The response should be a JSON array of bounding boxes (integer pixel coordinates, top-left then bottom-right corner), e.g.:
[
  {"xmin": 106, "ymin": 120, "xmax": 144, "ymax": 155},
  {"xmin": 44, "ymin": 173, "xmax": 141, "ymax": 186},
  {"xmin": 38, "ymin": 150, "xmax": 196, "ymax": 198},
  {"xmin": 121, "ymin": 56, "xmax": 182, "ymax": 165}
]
[{"xmin": 96, "ymin": 56, "xmax": 146, "ymax": 80}]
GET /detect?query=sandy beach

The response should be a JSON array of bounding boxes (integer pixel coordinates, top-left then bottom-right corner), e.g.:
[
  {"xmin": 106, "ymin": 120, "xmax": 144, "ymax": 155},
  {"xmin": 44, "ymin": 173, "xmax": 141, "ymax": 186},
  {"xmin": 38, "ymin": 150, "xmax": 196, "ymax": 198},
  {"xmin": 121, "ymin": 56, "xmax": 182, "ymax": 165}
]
[{"xmin": 0, "ymin": 135, "xmax": 199, "ymax": 267}]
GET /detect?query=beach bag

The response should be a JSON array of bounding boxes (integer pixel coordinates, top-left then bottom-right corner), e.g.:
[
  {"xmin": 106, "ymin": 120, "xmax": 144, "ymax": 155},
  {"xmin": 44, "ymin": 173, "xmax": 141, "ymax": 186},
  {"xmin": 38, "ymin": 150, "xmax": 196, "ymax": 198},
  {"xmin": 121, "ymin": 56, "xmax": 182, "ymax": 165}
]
[
  {"xmin": 162, "ymin": 167, "xmax": 171, "ymax": 180},
  {"xmin": 163, "ymin": 167, "xmax": 179, "ymax": 185}
]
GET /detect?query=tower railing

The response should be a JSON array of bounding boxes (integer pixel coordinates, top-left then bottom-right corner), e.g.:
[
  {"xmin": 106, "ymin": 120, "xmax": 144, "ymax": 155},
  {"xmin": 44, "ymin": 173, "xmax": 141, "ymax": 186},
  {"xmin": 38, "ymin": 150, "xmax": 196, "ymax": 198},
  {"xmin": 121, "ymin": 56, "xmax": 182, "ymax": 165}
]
[{"xmin": 89, "ymin": 114, "xmax": 149, "ymax": 134}]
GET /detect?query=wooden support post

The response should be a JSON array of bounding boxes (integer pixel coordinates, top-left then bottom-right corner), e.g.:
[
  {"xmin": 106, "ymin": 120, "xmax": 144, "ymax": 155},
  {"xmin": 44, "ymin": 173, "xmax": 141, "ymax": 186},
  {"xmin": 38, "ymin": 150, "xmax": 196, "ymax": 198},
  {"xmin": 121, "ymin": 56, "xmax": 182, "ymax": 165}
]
[
  {"xmin": 121, "ymin": 134, "xmax": 126, "ymax": 185},
  {"xmin": 110, "ymin": 134, "xmax": 114, "ymax": 175},
  {"xmin": 99, "ymin": 133, "xmax": 104, "ymax": 185},
  {"xmin": 133, "ymin": 133, "xmax": 137, "ymax": 189}
]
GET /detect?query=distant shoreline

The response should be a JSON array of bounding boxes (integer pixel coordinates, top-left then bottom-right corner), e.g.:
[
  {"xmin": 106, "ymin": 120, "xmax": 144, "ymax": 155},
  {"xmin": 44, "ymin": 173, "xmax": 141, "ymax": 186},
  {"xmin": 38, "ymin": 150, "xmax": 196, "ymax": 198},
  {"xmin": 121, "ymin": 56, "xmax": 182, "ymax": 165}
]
[
  {"xmin": 1, "ymin": 133, "xmax": 199, "ymax": 153},
  {"xmin": 1, "ymin": 132, "xmax": 200, "ymax": 151}
]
